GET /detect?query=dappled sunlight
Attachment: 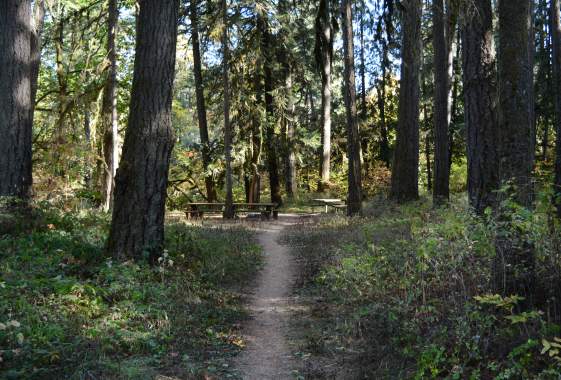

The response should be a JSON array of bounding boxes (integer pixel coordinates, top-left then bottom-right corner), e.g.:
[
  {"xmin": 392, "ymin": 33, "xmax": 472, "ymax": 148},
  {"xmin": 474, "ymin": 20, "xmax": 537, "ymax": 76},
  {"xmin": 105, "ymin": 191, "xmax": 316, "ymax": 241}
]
[
  {"xmin": 0, "ymin": 206, "xmax": 261, "ymax": 378},
  {"xmin": 1, "ymin": 0, "xmax": 560, "ymax": 377}
]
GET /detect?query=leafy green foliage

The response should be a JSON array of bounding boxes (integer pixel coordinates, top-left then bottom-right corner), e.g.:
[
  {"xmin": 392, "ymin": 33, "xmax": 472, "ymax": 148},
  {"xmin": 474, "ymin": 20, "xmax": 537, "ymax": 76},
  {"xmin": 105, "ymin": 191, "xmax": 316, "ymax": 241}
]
[
  {"xmin": 0, "ymin": 206, "xmax": 261, "ymax": 379},
  {"xmin": 285, "ymin": 194, "xmax": 561, "ymax": 379}
]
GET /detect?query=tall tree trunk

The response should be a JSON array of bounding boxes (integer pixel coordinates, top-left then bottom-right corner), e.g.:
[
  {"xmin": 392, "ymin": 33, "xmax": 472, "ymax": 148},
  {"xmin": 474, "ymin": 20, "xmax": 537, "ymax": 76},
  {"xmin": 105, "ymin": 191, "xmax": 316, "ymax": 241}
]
[
  {"xmin": 30, "ymin": 0, "xmax": 46, "ymax": 123},
  {"xmin": 279, "ymin": 0, "xmax": 297, "ymax": 198},
  {"xmin": 248, "ymin": 82, "xmax": 262, "ymax": 204},
  {"xmin": 54, "ymin": 14, "xmax": 67, "ymax": 175},
  {"xmin": 342, "ymin": 0, "xmax": 362, "ymax": 215},
  {"xmin": 106, "ymin": 0, "xmax": 179, "ymax": 262},
  {"xmin": 84, "ymin": 106, "xmax": 92, "ymax": 187},
  {"xmin": 541, "ymin": 8, "xmax": 552, "ymax": 162},
  {"xmin": 359, "ymin": 0, "xmax": 367, "ymax": 121},
  {"xmin": 317, "ymin": 0, "xmax": 332, "ymax": 191},
  {"xmin": 422, "ymin": 68, "xmax": 433, "ymax": 192},
  {"xmin": 378, "ymin": 41, "xmax": 391, "ymax": 168},
  {"xmin": 379, "ymin": 0, "xmax": 394, "ymax": 168},
  {"xmin": 258, "ymin": 14, "xmax": 282, "ymax": 206},
  {"xmin": 390, "ymin": 0, "xmax": 422, "ymax": 202},
  {"xmin": 190, "ymin": 0, "xmax": 217, "ymax": 202},
  {"xmin": 551, "ymin": 0, "xmax": 561, "ymax": 218},
  {"xmin": 498, "ymin": 0, "xmax": 535, "ymax": 207},
  {"xmin": 285, "ymin": 69, "xmax": 297, "ymax": 197},
  {"xmin": 223, "ymin": 0, "xmax": 234, "ymax": 219},
  {"xmin": 248, "ymin": 68, "xmax": 263, "ymax": 204},
  {"xmin": 495, "ymin": 0, "xmax": 535, "ymax": 298},
  {"xmin": 529, "ymin": 0, "xmax": 537, "ymax": 156},
  {"xmin": 433, "ymin": 0, "xmax": 451, "ymax": 204},
  {"xmin": 359, "ymin": 0, "xmax": 368, "ymax": 169},
  {"xmin": 462, "ymin": 0, "xmax": 499, "ymax": 214},
  {"xmin": 0, "ymin": 0, "xmax": 33, "ymax": 201},
  {"xmin": 425, "ymin": 130, "xmax": 433, "ymax": 191},
  {"xmin": 449, "ymin": 34, "xmax": 461, "ymax": 169},
  {"xmin": 101, "ymin": 0, "xmax": 119, "ymax": 211}
]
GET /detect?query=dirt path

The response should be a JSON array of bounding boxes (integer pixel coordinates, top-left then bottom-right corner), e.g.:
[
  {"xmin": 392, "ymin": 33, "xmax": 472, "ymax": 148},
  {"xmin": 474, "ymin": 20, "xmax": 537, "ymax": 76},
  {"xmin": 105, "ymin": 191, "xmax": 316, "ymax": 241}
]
[{"xmin": 233, "ymin": 217, "xmax": 300, "ymax": 379}]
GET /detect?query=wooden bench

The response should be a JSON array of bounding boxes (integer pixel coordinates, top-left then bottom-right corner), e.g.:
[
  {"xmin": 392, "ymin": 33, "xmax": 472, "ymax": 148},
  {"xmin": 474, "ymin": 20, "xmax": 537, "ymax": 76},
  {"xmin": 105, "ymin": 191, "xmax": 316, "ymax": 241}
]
[
  {"xmin": 234, "ymin": 203, "xmax": 279, "ymax": 219},
  {"xmin": 185, "ymin": 203, "xmax": 224, "ymax": 219},
  {"xmin": 312, "ymin": 198, "xmax": 347, "ymax": 213},
  {"xmin": 185, "ymin": 202, "xmax": 279, "ymax": 220}
]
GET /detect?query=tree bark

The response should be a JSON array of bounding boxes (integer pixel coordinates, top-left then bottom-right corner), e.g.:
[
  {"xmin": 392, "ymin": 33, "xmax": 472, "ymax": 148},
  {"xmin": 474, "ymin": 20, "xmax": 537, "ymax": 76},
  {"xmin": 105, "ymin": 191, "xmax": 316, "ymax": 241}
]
[
  {"xmin": 279, "ymin": 0, "xmax": 297, "ymax": 198},
  {"xmin": 425, "ymin": 130, "xmax": 433, "ymax": 191},
  {"xmin": 359, "ymin": 0, "xmax": 367, "ymax": 121},
  {"xmin": 495, "ymin": 0, "xmax": 535, "ymax": 298},
  {"xmin": 529, "ymin": 0, "xmax": 536, "ymax": 156},
  {"xmin": 378, "ymin": 40, "xmax": 391, "ymax": 168},
  {"xmin": 498, "ymin": 0, "xmax": 535, "ymax": 207},
  {"xmin": 551, "ymin": 0, "xmax": 561, "ymax": 218},
  {"xmin": 359, "ymin": 0, "xmax": 368, "ymax": 169},
  {"xmin": 190, "ymin": 0, "xmax": 217, "ymax": 202},
  {"xmin": 449, "ymin": 34, "xmax": 461, "ymax": 169},
  {"xmin": 541, "ymin": 6, "xmax": 552, "ymax": 162},
  {"xmin": 54, "ymin": 13, "xmax": 67, "ymax": 174},
  {"xmin": 432, "ymin": 0, "xmax": 451, "ymax": 204},
  {"xmin": 248, "ymin": 84, "xmax": 262, "ymax": 204},
  {"xmin": 0, "ymin": 0, "xmax": 33, "ymax": 201},
  {"xmin": 106, "ymin": 0, "xmax": 179, "ymax": 262},
  {"xmin": 422, "ymin": 73, "xmax": 433, "ymax": 191},
  {"xmin": 30, "ymin": 0, "xmax": 46, "ymax": 123},
  {"xmin": 390, "ymin": 0, "xmax": 422, "ymax": 202},
  {"xmin": 342, "ymin": 0, "xmax": 362, "ymax": 215},
  {"xmin": 223, "ymin": 0, "xmax": 234, "ymax": 219},
  {"xmin": 462, "ymin": 0, "xmax": 499, "ymax": 214},
  {"xmin": 84, "ymin": 106, "xmax": 92, "ymax": 186},
  {"xmin": 101, "ymin": 0, "xmax": 119, "ymax": 211},
  {"xmin": 248, "ymin": 66, "xmax": 263, "ymax": 204},
  {"xmin": 317, "ymin": 0, "xmax": 332, "ymax": 191},
  {"xmin": 284, "ymin": 69, "xmax": 297, "ymax": 197},
  {"xmin": 258, "ymin": 13, "xmax": 282, "ymax": 206}
]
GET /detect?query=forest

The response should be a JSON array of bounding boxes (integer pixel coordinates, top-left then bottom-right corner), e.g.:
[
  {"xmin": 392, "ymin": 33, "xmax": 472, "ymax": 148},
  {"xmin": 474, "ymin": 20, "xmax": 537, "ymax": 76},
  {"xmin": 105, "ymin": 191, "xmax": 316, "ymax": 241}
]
[{"xmin": 1, "ymin": 0, "xmax": 561, "ymax": 378}]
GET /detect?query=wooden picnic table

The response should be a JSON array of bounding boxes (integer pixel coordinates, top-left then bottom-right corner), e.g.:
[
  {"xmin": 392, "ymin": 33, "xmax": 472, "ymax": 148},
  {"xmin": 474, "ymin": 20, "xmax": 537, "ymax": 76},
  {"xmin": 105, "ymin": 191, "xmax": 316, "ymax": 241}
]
[
  {"xmin": 312, "ymin": 198, "xmax": 346, "ymax": 213},
  {"xmin": 186, "ymin": 202, "xmax": 279, "ymax": 220}
]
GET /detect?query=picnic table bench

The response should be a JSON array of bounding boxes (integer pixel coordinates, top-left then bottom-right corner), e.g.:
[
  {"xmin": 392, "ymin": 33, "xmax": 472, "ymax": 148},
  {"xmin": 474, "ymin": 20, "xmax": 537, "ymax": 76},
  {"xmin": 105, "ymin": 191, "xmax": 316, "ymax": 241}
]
[
  {"xmin": 312, "ymin": 198, "xmax": 347, "ymax": 213},
  {"xmin": 186, "ymin": 202, "xmax": 279, "ymax": 220}
]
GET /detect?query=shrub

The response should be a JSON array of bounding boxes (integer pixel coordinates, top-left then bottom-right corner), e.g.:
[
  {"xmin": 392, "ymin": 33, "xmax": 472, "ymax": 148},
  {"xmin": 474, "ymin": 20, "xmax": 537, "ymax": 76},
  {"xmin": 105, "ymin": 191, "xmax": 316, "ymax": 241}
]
[
  {"xmin": 286, "ymin": 193, "xmax": 561, "ymax": 379},
  {"xmin": 0, "ymin": 205, "xmax": 261, "ymax": 379}
]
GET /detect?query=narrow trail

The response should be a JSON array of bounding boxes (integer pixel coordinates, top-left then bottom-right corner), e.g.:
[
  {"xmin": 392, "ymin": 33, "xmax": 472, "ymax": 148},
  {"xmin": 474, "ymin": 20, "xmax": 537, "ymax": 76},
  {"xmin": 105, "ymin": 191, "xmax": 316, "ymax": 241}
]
[{"xmin": 234, "ymin": 217, "xmax": 300, "ymax": 379}]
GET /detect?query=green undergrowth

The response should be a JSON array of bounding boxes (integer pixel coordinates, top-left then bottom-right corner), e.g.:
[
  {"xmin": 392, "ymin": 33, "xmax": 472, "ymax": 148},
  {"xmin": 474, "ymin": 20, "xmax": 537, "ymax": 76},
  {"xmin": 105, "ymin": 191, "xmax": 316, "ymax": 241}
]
[
  {"xmin": 285, "ymin": 195, "xmax": 561, "ymax": 379},
  {"xmin": 0, "ymin": 205, "xmax": 262, "ymax": 379}
]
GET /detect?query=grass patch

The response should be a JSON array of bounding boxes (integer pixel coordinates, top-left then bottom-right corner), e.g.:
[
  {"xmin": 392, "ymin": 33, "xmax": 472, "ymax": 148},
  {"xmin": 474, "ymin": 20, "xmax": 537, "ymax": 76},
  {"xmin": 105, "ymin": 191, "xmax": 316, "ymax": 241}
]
[{"xmin": 0, "ymin": 206, "xmax": 262, "ymax": 379}]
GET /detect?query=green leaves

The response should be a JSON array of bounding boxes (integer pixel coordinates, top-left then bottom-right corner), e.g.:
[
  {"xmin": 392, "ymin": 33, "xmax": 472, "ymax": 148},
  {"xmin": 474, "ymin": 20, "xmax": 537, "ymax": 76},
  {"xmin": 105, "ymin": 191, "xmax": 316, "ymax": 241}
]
[
  {"xmin": 473, "ymin": 294, "xmax": 525, "ymax": 312},
  {"xmin": 0, "ymin": 206, "xmax": 261, "ymax": 378},
  {"xmin": 541, "ymin": 338, "xmax": 561, "ymax": 361}
]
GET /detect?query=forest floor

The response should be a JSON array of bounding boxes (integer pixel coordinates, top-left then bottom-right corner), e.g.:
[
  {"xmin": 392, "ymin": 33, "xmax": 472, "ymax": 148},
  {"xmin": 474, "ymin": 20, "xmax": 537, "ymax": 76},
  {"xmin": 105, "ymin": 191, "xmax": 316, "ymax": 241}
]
[
  {"xmin": 0, "ymin": 207, "xmax": 265, "ymax": 379},
  {"xmin": 2, "ymin": 199, "xmax": 560, "ymax": 379}
]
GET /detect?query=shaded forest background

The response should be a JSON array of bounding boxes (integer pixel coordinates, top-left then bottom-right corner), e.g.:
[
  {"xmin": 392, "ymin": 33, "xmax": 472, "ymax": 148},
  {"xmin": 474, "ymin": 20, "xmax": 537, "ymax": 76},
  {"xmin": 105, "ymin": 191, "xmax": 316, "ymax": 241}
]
[{"xmin": 2, "ymin": 0, "xmax": 561, "ymax": 378}]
